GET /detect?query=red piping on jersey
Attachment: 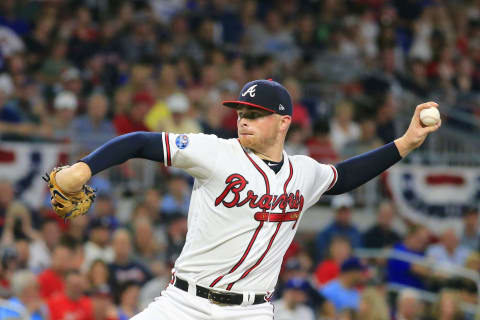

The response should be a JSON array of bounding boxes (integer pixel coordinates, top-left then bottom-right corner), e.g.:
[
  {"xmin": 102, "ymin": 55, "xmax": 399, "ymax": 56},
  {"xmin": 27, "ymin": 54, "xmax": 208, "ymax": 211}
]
[
  {"xmin": 209, "ymin": 221, "xmax": 264, "ymax": 288},
  {"xmin": 210, "ymin": 143, "xmax": 270, "ymax": 288},
  {"xmin": 227, "ymin": 221, "xmax": 282, "ymax": 290},
  {"xmin": 226, "ymin": 160, "xmax": 294, "ymax": 291},
  {"xmin": 165, "ymin": 133, "xmax": 172, "ymax": 166},
  {"xmin": 327, "ymin": 164, "xmax": 337, "ymax": 190}
]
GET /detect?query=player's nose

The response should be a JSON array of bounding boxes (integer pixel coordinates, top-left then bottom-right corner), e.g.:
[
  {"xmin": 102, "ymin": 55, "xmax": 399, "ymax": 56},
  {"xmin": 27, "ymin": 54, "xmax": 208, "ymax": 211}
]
[{"xmin": 237, "ymin": 116, "xmax": 249, "ymax": 127}]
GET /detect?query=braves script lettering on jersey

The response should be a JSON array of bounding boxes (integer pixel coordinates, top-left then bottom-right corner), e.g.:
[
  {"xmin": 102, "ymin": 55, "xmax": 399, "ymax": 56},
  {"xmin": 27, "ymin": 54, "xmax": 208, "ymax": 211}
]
[{"xmin": 162, "ymin": 132, "xmax": 337, "ymax": 293}]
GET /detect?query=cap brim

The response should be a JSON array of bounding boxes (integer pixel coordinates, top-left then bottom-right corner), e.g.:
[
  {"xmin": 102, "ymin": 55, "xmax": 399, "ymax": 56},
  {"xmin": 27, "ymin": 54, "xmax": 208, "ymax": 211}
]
[{"xmin": 222, "ymin": 101, "xmax": 274, "ymax": 113}]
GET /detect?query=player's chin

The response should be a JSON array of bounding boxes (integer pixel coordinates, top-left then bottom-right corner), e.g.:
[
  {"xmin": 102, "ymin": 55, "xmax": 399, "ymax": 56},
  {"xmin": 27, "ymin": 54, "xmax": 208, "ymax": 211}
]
[{"xmin": 238, "ymin": 134, "xmax": 256, "ymax": 148}]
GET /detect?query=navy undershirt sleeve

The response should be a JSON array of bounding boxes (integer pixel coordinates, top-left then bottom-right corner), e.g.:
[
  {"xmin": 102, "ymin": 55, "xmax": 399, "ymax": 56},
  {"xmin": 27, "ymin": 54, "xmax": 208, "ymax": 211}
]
[
  {"xmin": 325, "ymin": 141, "xmax": 402, "ymax": 195},
  {"xmin": 80, "ymin": 132, "xmax": 164, "ymax": 175}
]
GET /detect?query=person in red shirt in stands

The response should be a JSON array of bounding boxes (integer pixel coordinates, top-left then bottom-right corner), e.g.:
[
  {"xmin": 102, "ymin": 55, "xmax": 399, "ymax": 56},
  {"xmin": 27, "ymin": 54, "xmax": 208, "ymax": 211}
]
[
  {"xmin": 314, "ymin": 236, "xmax": 352, "ymax": 287},
  {"xmin": 283, "ymin": 78, "xmax": 312, "ymax": 132},
  {"xmin": 113, "ymin": 92, "xmax": 152, "ymax": 135},
  {"xmin": 37, "ymin": 243, "xmax": 75, "ymax": 299},
  {"xmin": 306, "ymin": 119, "xmax": 339, "ymax": 164},
  {"xmin": 48, "ymin": 270, "xmax": 93, "ymax": 320}
]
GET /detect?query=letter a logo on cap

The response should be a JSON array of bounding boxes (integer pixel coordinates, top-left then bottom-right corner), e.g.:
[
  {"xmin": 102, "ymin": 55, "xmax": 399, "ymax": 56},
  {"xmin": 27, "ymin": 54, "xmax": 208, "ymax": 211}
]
[{"xmin": 241, "ymin": 84, "xmax": 258, "ymax": 97}]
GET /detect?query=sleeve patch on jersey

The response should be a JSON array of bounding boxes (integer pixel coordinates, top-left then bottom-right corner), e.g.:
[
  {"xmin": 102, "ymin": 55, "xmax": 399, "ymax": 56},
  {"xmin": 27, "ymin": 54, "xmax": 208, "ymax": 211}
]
[{"xmin": 175, "ymin": 134, "xmax": 189, "ymax": 149}]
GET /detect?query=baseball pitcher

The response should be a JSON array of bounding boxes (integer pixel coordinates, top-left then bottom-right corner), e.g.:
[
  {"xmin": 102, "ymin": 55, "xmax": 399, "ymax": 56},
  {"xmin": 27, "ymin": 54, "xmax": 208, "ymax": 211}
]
[{"xmin": 45, "ymin": 79, "xmax": 440, "ymax": 319}]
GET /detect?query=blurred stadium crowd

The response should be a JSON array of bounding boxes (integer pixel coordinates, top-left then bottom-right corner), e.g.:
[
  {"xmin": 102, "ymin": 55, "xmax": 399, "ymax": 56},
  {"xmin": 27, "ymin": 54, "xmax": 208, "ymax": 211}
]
[{"xmin": 1, "ymin": 0, "xmax": 480, "ymax": 319}]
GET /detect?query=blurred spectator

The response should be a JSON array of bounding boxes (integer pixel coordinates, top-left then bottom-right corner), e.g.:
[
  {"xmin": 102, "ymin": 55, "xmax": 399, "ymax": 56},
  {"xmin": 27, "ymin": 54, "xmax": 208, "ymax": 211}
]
[
  {"xmin": 273, "ymin": 278, "xmax": 315, "ymax": 320},
  {"xmin": 14, "ymin": 238, "xmax": 30, "ymax": 270},
  {"xmin": 320, "ymin": 257, "xmax": 367, "ymax": 312},
  {"xmin": 402, "ymin": 59, "xmax": 430, "ymax": 99},
  {"xmin": 314, "ymin": 25, "xmax": 363, "ymax": 84},
  {"xmin": 0, "ymin": 246, "xmax": 18, "ymax": 296},
  {"xmin": 90, "ymin": 285, "xmax": 118, "ymax": 320},
  {"xmin": 47, "ymin": 270, "xmax": 93, "ymax": 320},
  {"xmin": 66, "ymin": 215, "xmax": 90, "ymax": 243},
  {"xmin": 156, "ymin": 92, "xmax": 201, "ymax": 134},
  {"xmin": 165, "ymin": 214, "xmax": 188, "ymax": 266},
  {"xmin": 283, "ymin": 78, "xmax": 311, "ymax": 132},
  {"xmin": 245, "ymin": 9, "xmax": 300, "ymax": 67},
  {"xmin": 37, "ymin": 242, "xmax": 75, "ymax": 299},
  {"xmin": 120, "ymin": 19, "xmax": 156, "ymax": 63},
  {"xmin": 108, "ymin": 229, "xmax": 152, "ymax": 293},
  {"xmin": 72, "ymin": 92, "xmax": 116, "ymax": 153},
  {"xmin": 426, "ymin": 228, "xmax": 471, "ymax": 270},
  {"xmin": 138, "ymin": 260, "xmax": 170, "ymax": 309},
  {"xmin": 28, "ymin": 218, "xmax": 61, "ymax": 273},
  {"xmin": 357, "ymin": 286, "xmax": 390, "ymax": 320},
  {"xmin": 0, "ymin": 26, "xmax": 24, "ymax": 61},
  {"xmin": 87, "ymin": 259, "xmax": 110, "ymax": 294},
  {"xmin": 362, "ymin": 200, "xmax": 401, "ymax": 249},
  {"xmin": 200, "ymin": 102, "xmax": 234, "ymax": 138},
  {"xmin": 132, "ymin": 217, "xmax": 163, "ymax": 267},
  {"xmin": 284, "ymin": 124, "xmax": 308, "ymax": 156},
  {"xmin": 39, "ymin": 40, "xmax": 69, "ymax": 85},
  {"xmin": 460, "ymin": 207, "xmax": 480, "ymax": 251},
  {"xmin": 387, "ymin": 225, "xmax": 431, "ymax": 290},
  {"xmin": 375, "ymin": 92, "xmax": 397, "ymax": 144},
  {"xmin": 83, "ymin": 217, "xmax": 114, "ymax": 272},
  {"xmin": 160, "ymin": 174, "xmax": 191, "ymax": 217},
  {"xmin": 142, "ymin": 189, "xmax": 162, "ymax": 222},
  {"xmin": 430, "ymin": 289, "xmax": 463, "ymax": 320},
  {"xmin": 23, "ymin": 16, "xmax": 54, "ymax": 70},
  {"xmin": 306, "ymin": 119, "xmax": 338, "ymax": 163},
  {"xmin": 329, "ymin": 101, "xmax": 360, "ymax": 153},
  {"xmin": 113, "ymin": 92, "xmax": 151, "ymax": 135},
  {"xmin": 50, "ymin": 91, "xmax": 78, "ymax": 142},
  {"xmin": 314, "ymin": 236, "xmax": 352, "ymax": 287},
  {"xmin": 315, "ymin": 194, "xmax": 361, "ymax": 261},
  {"xmin": 60, "ymin": 67, "xmax": 84, "ymax": 97},
  {"xmin": 112, "ymin": 87, "xmax": 132, "ymax": 118},
  {"xmin": 0, "ymin": 179, "xmax": 37, "ymax": 245},
  {"xmin": 341, "ymin": 118, "xmax": 383, "ymax": 158},
  {"xmin": 394, "ymin": 288, "xmax": 423, "ymax": 320},
  {"xmin": 90, "ymin": 193, "xmax": 120, "ymax": 230},
  {"xmin": 116, "ymin": 281, "xmax": 140, "ymax": 320},
  {"xmin": 0, "ymin": 270, "xmax": 48, "ymax": 320}
]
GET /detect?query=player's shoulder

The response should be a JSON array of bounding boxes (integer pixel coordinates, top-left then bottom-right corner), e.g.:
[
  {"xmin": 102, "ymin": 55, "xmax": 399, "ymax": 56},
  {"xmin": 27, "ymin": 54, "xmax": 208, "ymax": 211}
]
[
  {"xmin": 287, "ymin": 154, "xmax": 334, "ymax": 171},
  {"xmin": 171, "ymin": 133, "xmax": 237, "ymax": 149},
  {"xmin": 288, "ymin": 154, "xmax": 321, "ymax": 166}
]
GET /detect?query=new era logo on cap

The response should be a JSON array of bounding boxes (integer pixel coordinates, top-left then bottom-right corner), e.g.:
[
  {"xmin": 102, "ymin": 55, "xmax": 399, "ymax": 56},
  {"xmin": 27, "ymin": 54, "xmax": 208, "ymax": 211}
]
[{"xmin": 222, "ymin": 79, "xmax": 293, "ymax": 116}]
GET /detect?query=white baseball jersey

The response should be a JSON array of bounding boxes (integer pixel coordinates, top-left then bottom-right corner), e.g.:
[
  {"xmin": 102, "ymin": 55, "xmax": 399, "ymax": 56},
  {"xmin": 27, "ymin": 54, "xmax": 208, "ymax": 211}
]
[{"xmin": 162, "ymin": 132, "xmax": 337, "ymax": 294}]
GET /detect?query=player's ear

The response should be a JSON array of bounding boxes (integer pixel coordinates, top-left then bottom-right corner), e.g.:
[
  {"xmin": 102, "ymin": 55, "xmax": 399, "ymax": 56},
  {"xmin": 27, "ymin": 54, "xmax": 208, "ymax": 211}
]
[{"xmin": 279, "ymin": 116, "xmax": 291, "ymax": 132}]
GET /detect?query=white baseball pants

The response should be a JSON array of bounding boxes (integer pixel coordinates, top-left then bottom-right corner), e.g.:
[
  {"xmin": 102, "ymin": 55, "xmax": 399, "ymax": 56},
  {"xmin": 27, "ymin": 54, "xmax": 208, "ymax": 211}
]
[{"xmin": 131, "ymin": 284, "xmax": 274, "ymax": 320}]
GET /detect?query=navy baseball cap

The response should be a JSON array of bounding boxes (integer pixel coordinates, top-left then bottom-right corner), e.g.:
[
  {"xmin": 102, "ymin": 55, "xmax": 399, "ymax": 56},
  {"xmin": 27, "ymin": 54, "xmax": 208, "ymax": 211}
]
[
  {"xmin": 341, "ymin": 257, "xmax": 367, "ymax": 272},
  {"xmin": 284, "ymin": 277, "xmax": 311, "ymax": 292},
  {"xmin": 222, "ymin": 79, "xmax": 293, "ymax": 116}
]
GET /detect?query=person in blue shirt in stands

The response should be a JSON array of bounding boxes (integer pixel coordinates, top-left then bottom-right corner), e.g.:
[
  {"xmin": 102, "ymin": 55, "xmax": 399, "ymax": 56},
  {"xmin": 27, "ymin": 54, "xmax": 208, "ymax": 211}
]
[
  {"xmin": 315, "ymin": 194, "xmax": 362, "ymax": 261},
  {"xmin": 0, "ymin": 270, "xmax": 48, "ymax": 320},
  {"xmin": 320, "ymin": 257, "xmax": 367, "ymax": 313},
  {"xmin": 387, "ymin": 224, "xmax": 431, "ymax": 290}
]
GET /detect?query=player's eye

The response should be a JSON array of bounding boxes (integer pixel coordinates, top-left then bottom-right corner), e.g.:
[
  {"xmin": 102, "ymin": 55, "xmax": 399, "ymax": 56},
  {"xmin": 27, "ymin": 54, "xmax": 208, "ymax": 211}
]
[{"xmin": 238, "ymin": 112, "xmax": 266, "ymax": 120}]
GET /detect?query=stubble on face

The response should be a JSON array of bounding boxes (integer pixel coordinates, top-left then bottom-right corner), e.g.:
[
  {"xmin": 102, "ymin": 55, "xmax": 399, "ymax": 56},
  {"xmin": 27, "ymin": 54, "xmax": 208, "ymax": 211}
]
[{"xmin": 238, "ymin": 117, "xmax": 280, "ymax": 152}]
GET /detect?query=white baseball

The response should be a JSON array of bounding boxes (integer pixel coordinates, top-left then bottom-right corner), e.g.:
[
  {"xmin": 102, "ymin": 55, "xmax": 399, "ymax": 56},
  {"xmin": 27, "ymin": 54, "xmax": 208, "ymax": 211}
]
[{"xmin": 420, "ymin": 107, "xmax": 440, "ymax": 126}]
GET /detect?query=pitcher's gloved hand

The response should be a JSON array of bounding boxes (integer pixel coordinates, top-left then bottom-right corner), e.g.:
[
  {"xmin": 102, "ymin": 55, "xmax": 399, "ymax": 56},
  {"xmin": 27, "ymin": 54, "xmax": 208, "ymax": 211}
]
[{"xmin": 43, "ymin": 166, "xmax": 95, "ymax": 220}]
